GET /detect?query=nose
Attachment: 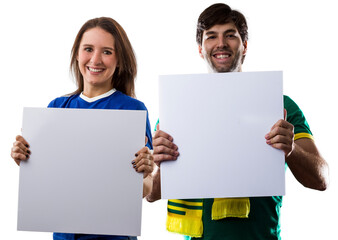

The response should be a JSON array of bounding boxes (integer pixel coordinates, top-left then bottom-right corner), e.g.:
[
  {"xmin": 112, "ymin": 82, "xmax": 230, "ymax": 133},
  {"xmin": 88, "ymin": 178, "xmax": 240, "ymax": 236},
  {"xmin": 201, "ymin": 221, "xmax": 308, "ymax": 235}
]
[
  {"xmin": 90, "ymin": 50, "xmax": 103, "ymax": 65},
  {"xmin": 216, "ymin": 35, "xmax": 227, "ymax": 48}
]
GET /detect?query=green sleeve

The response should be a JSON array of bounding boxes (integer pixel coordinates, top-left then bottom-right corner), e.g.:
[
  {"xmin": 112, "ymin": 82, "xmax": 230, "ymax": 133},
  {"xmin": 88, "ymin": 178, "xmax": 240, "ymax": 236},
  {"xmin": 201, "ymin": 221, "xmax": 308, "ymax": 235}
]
[
  {"xmin": 283, "ymin": 95, "xmax": 313, "ymax": 140},
  {"xmin": 154, "ymin": 119, "xmax": 159, "ymax": 132}
]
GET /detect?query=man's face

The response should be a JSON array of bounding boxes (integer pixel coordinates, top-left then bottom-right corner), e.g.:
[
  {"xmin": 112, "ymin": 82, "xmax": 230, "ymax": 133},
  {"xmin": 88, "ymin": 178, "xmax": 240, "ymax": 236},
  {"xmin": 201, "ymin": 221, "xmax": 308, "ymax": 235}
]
[{"xmin": 198, "ymin": 22, "xmax": 247, "ymax": 73}]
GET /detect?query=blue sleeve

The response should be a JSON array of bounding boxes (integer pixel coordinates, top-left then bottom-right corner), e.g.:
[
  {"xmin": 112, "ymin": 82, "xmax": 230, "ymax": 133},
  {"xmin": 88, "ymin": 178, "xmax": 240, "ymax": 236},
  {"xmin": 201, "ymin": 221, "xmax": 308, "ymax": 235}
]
[
  {"xmin": 47, "ymin": 99, "xmax": 56, "ymax": 108},
  {"xmin": 134, "ymin": 100, "xmax": 152, "ymax": 150},
  {"xmin": 47, "ymin": 97, "xmax": 66, "ymax": 108},
  {"xmin": 145, "ymin": 112, "xmax": 153, "ymax": 150}
]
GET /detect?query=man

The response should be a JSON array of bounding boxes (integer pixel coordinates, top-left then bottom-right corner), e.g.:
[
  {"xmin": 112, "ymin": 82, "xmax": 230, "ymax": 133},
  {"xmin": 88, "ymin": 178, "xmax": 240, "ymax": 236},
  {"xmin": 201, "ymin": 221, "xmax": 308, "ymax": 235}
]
[{"xmin": 147, "ymin": 3, "xmax": 329, "ymax": 240}]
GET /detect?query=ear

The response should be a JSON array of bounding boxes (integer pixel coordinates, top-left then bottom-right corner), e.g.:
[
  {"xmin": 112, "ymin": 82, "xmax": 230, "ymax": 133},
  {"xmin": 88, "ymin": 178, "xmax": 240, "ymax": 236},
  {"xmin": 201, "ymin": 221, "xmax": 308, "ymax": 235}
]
[
  {"xmin": 242, "ymin": 41, "xmax": 248, "ymax": 56},
  {"xmin": 198, "ymin": 45, "xmax": 204, "ymax": 59}
]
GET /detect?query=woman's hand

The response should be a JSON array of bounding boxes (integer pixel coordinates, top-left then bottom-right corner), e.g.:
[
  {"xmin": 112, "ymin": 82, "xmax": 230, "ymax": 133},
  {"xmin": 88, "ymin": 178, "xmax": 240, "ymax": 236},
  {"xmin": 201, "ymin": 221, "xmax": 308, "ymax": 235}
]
[
  {"xmin": 132, "ymin": 146, "xmax": 154, "ymax": 178},
  {"xmin": 11, "ymin": 135, "xmax": 31, "ymax": 166}
]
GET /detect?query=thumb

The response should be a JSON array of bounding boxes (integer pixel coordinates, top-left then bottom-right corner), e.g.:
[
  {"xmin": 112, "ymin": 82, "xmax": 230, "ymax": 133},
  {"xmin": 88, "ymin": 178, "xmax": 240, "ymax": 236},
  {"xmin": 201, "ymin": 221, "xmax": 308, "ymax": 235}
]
[
  {"xmin": 145, "ymin": 136, "xmax": 148, "ymax": 145},
  {"xmin": 284, "ymin": 109, "xmax": 287, "ymax": 121}
]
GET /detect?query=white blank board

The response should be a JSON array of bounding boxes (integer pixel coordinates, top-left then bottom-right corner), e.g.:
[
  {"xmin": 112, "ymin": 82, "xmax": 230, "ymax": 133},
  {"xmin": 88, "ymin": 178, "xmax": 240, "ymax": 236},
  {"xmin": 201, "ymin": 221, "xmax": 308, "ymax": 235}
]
[
  {"xmin": 18, "ymin": 107, "xmax": 146, "ymax": 236},
  {"xmin": 159, "ymin": 71, "xmax": 285, "ymax": 199}
]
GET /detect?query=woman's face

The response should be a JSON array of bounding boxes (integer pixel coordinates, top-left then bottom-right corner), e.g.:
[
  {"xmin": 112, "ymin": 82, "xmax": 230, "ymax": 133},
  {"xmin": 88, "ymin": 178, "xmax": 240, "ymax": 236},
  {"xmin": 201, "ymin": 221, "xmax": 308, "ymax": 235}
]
[{"xmin": 77, "ymin": 27, "xmax": 118, "ymax": 93}]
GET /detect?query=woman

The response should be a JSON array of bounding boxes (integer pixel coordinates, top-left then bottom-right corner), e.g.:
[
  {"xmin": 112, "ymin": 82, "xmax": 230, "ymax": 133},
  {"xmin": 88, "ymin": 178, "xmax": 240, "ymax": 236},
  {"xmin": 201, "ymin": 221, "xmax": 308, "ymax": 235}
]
[{"xmin": 11, "ymin": 17, "xmax": 153, "ymax": 240}]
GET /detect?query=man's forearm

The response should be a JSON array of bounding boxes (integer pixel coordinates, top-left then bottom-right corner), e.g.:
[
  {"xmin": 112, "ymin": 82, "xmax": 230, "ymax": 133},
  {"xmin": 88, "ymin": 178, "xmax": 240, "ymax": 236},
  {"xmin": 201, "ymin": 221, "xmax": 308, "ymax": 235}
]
[{"xmin": 286, "ymin": 138, "xmax": 329, "ymax": 190}]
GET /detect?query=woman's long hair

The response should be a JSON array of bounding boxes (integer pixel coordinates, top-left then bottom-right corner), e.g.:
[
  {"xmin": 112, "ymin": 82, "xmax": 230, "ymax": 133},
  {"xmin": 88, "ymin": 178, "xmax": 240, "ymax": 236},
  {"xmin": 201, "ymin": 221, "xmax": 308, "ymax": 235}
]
[{"xmin": 70, "ymin": 17, "xmax": 137, "ymax": 97}]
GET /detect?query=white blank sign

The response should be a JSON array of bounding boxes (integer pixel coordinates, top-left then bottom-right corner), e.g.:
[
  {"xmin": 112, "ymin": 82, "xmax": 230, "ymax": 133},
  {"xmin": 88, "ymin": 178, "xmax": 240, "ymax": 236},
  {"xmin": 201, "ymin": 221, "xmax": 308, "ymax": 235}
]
[
  {"xmin": 159, "ymin": 71, "xmax": 285, "ymax": 199},
  {"xmin": 18, "ymin": 107, "xmax": 146, "ymax": 236}
]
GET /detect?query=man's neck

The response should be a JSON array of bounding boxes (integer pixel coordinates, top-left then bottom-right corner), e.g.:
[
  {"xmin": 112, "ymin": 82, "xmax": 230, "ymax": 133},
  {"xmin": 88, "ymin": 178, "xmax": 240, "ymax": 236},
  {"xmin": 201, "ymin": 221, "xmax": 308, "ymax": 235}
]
[{"xmin": 207, "ymin": 66, "xmax": 242, "ymax": 73}]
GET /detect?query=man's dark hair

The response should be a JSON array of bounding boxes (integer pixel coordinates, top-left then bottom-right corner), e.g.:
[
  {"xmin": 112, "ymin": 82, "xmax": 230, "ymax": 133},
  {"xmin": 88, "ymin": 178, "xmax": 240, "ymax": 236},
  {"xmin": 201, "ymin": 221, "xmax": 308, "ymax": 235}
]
[{"xmin": 196, "ymin": 3, "xmax": 248, "ymax": 45}]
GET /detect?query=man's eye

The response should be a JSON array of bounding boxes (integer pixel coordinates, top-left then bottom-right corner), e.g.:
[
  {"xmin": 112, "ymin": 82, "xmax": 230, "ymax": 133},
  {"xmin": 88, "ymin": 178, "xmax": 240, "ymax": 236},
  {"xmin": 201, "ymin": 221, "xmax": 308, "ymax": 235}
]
[
  {"xmin": 226, "ymin": 34, "xmax": 236, "ymax": 39},
  {"xmin": 207, "ymin": 36, "xmax": 216, "ymax": 40}
]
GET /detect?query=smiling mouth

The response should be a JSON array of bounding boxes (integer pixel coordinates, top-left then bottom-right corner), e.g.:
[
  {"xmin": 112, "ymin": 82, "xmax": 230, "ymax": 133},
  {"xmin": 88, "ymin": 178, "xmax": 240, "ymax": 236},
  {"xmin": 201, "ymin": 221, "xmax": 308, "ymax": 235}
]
[
  {"xmin": 213, "ymin": 53, "xmax": 231, "ymax": 59},
  {"xmin": 87, "ymin": 67, "xmax": 104, "ymax": 73}
]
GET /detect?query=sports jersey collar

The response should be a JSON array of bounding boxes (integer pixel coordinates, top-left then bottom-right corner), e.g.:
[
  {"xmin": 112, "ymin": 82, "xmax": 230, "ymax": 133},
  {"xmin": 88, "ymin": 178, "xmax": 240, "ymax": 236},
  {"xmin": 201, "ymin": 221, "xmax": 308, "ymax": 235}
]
[{"xmin": 80, "ymin": 88, "xmax": 116, "ymax": 103}]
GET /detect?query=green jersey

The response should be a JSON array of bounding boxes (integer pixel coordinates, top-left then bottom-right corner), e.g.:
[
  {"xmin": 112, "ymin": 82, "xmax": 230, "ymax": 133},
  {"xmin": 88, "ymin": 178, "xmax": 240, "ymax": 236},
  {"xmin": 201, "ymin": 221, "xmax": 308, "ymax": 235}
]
[{"xmin": 188, "ymin": 95, "xmax": 312, "ymax": 240}]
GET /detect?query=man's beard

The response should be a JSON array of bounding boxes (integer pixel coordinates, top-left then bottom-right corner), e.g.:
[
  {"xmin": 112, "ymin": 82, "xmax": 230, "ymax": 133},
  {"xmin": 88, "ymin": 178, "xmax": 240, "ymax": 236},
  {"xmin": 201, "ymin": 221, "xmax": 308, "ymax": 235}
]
[{"xmin": 208, "ymin": 48, "xmax": 243, "ymax": 73}]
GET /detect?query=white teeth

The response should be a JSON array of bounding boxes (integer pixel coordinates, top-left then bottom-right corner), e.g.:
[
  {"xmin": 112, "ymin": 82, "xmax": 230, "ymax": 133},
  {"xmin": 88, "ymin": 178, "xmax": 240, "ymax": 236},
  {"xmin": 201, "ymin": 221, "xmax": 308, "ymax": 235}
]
[
  {"xmin": 88, "ymin": 67, "xmax": 103, "ymax": 72},
  {"xmin": 215, "ymin": 54, "xmax": 229, "ymax": 59}
]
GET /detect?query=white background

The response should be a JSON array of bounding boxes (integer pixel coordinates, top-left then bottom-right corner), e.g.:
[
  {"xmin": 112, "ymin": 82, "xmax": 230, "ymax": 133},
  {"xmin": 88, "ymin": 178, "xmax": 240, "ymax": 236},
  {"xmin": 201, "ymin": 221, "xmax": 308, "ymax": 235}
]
[{"xmin": 0, "ymin": 0, "xmax": 337, "ymax": 239}]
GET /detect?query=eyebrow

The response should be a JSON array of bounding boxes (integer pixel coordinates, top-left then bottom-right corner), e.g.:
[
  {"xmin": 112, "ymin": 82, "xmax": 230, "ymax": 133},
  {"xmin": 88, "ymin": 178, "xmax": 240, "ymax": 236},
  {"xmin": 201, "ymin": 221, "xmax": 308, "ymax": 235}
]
[
  {"xmin": 81, "ymin": 44, "xmax": 115, "ymax": 51},
  {"xmin": 205, "ymin": 29, "xmax": 237, "ymax": 36}
]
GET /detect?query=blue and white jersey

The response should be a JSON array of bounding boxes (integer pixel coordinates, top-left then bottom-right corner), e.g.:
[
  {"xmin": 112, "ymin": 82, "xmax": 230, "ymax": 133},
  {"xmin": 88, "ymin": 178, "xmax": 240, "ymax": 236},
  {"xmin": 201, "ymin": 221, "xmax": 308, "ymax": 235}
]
[{"xmin": 48, "ymin": 89, "xmax": 152, "ymax": 149}]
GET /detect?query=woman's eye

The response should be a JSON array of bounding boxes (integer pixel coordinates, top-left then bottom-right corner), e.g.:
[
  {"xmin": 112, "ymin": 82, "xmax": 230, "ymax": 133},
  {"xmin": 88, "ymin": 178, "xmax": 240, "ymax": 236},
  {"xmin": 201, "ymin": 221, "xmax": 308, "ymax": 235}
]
[
  {"xmin": 103, "ymin": 50, "xmax": 112, "ymax": 55},
  {"xmin": 84, "ymin": 47, "xmax": 93, "ymax": 52}
]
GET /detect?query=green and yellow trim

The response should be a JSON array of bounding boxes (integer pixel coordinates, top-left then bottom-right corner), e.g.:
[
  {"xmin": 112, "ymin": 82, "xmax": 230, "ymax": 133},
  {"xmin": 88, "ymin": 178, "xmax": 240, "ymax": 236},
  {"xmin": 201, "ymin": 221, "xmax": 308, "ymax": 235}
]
[
  {"xmin": 167, "ymin": 199, "xmax": 203, "ymax": 237},
  {"xmin": 166, "ymin": 198, "xmax": 250, "ymax": 237},
  {"xmin": 294, "ymin": 132, "xmax": 314, "ymax": 141},
  {"xmin": 212, "ymin": 198, "xmax": 250, "ymax": 220}
]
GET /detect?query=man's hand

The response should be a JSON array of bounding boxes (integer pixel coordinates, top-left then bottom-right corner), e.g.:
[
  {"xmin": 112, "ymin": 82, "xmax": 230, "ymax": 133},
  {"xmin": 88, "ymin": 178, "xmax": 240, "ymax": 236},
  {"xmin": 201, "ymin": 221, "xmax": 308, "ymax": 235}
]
[
  {"xmin": 265, "ymin": 109, "xmax": 294, "ymax": 157},
  {"xmin": 153, "ymin": 124, "xmax": 179, "ymax": 166}
]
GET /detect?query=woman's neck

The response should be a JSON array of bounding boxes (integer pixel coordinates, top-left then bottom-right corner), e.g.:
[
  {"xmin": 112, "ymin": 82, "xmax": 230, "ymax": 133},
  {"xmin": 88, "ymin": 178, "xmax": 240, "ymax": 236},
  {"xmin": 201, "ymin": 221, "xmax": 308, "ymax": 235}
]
[{"xmin": 82, "ymin": 85, "xmax": 113, "ymax": 98}]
